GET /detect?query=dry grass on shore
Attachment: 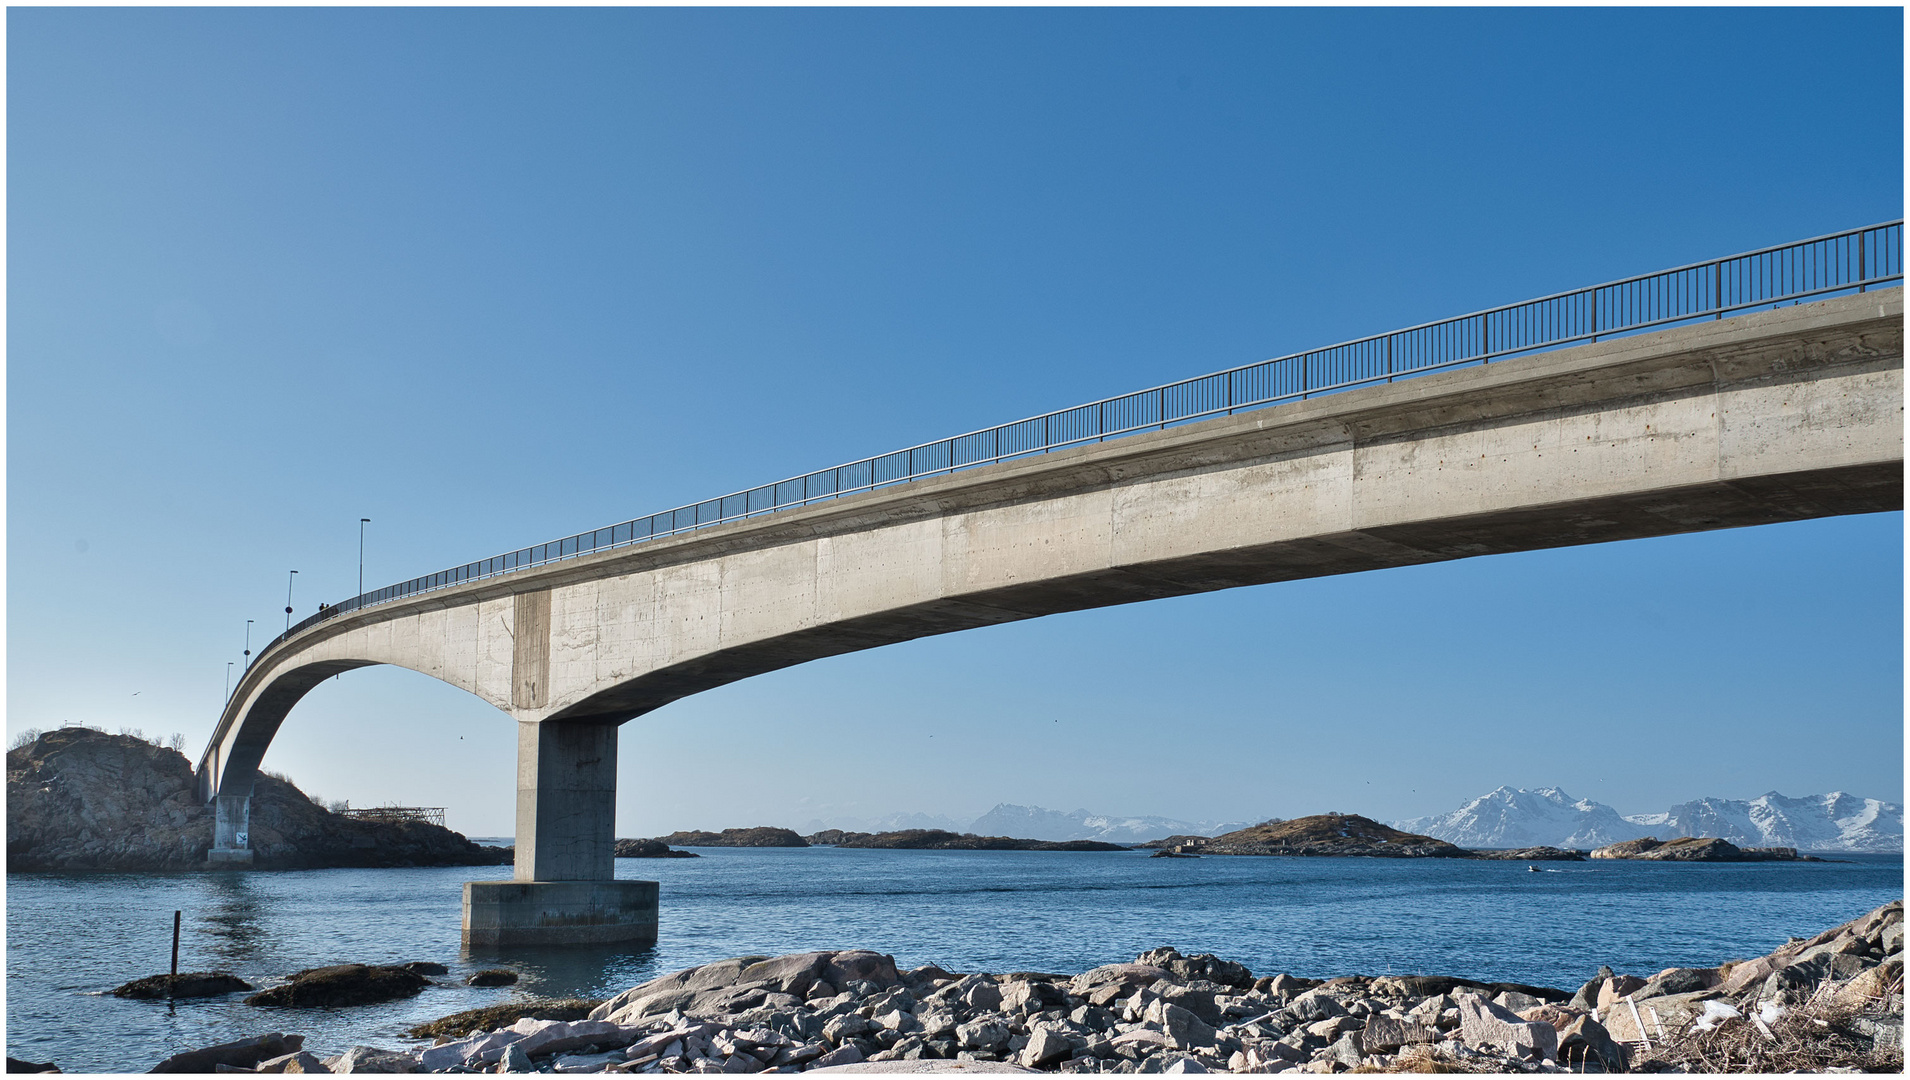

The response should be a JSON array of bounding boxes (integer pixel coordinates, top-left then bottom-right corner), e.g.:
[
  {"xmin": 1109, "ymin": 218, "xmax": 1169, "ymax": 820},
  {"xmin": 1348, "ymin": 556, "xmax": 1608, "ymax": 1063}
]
[{"xmin": 1631, "ymin": 983, "xmax": 1904, "ymax": 1074}]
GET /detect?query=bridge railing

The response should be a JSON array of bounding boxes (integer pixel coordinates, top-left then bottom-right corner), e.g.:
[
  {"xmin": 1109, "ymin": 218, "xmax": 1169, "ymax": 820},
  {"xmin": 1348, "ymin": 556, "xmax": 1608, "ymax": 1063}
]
[{"xmin": 253, "ymin": 221, "xmax": 1902, "ymax": 663}]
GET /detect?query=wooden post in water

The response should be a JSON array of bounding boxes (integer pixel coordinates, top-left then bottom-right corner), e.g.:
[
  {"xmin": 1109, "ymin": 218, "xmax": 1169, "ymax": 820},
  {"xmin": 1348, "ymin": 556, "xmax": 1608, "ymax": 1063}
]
[{"xmin": 169, "ymin": 910, "xmax": 181, "ymax": 999}]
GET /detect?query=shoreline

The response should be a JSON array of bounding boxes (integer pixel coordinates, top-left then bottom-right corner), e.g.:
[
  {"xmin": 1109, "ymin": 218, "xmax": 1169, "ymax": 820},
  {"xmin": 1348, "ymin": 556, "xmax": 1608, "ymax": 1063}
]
[{"xmin": 54, "ymin": 902, "xmax": 1900, "ymax": 1075}]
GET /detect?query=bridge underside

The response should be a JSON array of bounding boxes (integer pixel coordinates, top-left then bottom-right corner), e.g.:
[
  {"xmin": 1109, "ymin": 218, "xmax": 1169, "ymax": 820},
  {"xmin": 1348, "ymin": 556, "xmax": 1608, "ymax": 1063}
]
[
  {"xmin": 197, "ymin": 291, "xmax": 1903, "ymax": 943},
  {"xmin": 569, "ymin": 461, "xmax": 1900, "ymax": 723}
]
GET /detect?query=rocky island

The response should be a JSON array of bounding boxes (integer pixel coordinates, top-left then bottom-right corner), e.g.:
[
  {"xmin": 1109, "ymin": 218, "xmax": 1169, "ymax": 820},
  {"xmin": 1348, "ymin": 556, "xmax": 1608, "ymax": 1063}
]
[
  {"xmin": 1142, "ymin": 814, "xmax": 1470, "ymax": 858},
  {"xmin": 831, "ymin": 830, "xmax": 1129, "ymax": 852},
  {"xmin": 1589, "ymin": 836, "xmax": 1822, "ymax": 862},
  {"xmin": 73, "ymin": 901, "xmax": 1901, "ymax": 1074},
  {"xmin": 6, "ymin": 727, "xmax": 511, "ymax": 872}
]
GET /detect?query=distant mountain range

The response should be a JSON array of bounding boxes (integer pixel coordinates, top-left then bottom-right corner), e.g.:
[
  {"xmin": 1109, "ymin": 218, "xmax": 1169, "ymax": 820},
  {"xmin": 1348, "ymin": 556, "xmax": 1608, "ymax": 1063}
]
[
  {"xmin": 967, "ymin": 804, "xmax": 1248, "ymax": 844},
  {"xmin": 1394, "ymin": 787, "xmax": 1902, "ymax": 853}
]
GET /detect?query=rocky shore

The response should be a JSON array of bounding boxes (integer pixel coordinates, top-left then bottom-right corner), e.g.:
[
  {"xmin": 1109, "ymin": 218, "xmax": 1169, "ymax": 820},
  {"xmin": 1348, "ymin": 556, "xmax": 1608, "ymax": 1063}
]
[
  {"xmin": 76, "ymin": 901, "xmax": 1900, "ymax": 1074},
  {"xmin": 6, "ymin": 728, "xmax": 511, "ymax": 872}
]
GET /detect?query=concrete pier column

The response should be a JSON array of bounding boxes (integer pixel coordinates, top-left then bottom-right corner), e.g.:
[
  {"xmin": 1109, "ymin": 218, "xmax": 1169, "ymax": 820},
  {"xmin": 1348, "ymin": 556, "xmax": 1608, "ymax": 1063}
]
[
  {"xmin": 207, "ymin": 794, "xmax": 254, "ymax": 866},
  {"xmin": 515, "ymin": 720, "xmax": 618, "ymax": 881},
  {"xmin": 462, "ymin": 720, "xmax": 658, "ymax": 946}
]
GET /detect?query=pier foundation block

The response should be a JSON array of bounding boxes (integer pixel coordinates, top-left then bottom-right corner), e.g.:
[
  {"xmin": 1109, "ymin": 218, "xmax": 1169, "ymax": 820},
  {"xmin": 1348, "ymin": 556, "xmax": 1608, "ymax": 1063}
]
[
  {"xmin": 462, "ymin": 880, "xmax": 658, "ymax": 947},
  {"xmin": 208, "ymin": 794, "xmax": 254, "ymax": 866}
]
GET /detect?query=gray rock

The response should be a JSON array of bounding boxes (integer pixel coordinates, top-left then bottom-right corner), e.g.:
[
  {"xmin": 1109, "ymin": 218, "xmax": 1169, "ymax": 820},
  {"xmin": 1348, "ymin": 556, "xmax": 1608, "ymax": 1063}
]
[
  {"xmin": 1358, "ymin": 1015, "xmax": 1434, "ymax": 1053},
  {"xmin": 957, "ymin": 1019, "xmax": 1012, "ymax": 1052},
  {"xmin": 1455, "ymin": 994, "xmax": 1556, "ymax": 1062},
  {"xmin": 1633, "ymin": 968, "xmax": 1714, "ymax": 1002},
  {"xmin": 328, "ymin": 1046, "xmax": 420, "ymax": 1073},
  {"xmin": 1492, "ymin": 991, "xmax": 1545, "ymax": 1013},
  {"xmin": 1324, "ymin": 1033, "xmax": 1363, "ymax": 1068},
  {"xmin": 1305, "ymin": 1016, "xmax": 1360, "ymax": 1042},
  {"xmin": 590, "ymin": 956, "xmax": 771, "ymax": 1022},
  {"xmin": 1851, "ymin": 1016, "xmax": 1904, "ymax": 1053},
  {"xmin": 1157, "ymin": 986, "xmax": 1222, "ymax": 1026},
  {"xmin": 1018, "ymin": 1025, "xmax": 1073, "ymax": 1068},
  {"xmin": 253, "ymin": 1051, "xmax": 328, "ymax": 1074},
  {"xmin": 916, "ymin": 1006, "xmax": 960, "ymax": 1040},
  {"xmin": 1145, "ymin": 1001, "xmax": 1218, "ymax": 1050},
  {"xmin": 810, "ymin": 1044, "xmax": 866, "ymax": 1068},
  {"xmin": 552, "ymin": 1050, "xmax": 629, "ymax": 1073},
  {"xmin": 825, "ymin": 952, "xmax": 904, "ymax": 992},
  {"xmin": 1285, "ymin": 991, "xmax": 1346, "ymax": 1024},
  {"xmin": 1556, "ymin": 1015, "xmax": 1627, "ymax": 1072},
  {"xmin": 1070, "ymin": 965, "xmax": 1176, "ymax": 998},
  {"xmin": 825, "ymin": 1014, "xmax": 877, "ymax": 1044},
  {"xmin": 737, "ymin": 952, "xmax": 833, "ymax": 997},
  {"xmin": 151, "ymin": 1034, "xmax": 306, "ymax": 1074},
  {"xmin": 495, "ymin": 1043, "xmax": 532, "ymax": 1073},
  {"xmin": 876, "ymin": 1010, "xmax": 923, "ymax": 1035},
  {"xmin": 963, "ymin": 980, "xmax": 1005, "ymax": 1013}
]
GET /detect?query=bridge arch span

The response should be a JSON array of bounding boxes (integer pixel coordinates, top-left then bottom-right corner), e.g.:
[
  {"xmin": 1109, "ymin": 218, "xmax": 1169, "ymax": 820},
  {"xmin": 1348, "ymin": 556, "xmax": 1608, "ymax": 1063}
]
[{"xmin": 197, "ymin": 291, "xmax": 1902, "ymax": 939}]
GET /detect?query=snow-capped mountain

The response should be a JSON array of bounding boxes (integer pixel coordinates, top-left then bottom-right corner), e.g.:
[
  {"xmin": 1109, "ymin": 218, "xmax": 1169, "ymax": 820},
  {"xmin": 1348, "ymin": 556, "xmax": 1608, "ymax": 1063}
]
[
  {"xmin": 1639, "ymin": 793, "xmax": 1903, "ymax": 854},
  {"xmin": 1397, "ymin": 787, "xmax": 1902, "ymax": 853},
  {"xmin": 1394, "ymin": 787, "xmax": 1649, "ymax": 849},
  {"xmin": 968, "ymin": 804, "xmax": 1247, "ymax": 844},
  {"xmin": 799, "ymin": 811, "xmax": 968, "ymax": 835}
]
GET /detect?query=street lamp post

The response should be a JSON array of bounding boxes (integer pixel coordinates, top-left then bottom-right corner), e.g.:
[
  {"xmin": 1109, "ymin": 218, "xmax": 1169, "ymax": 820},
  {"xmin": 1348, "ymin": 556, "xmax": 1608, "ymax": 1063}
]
[
  {"xmin": 359, "ymin": 519, "xmax": 371, "ymax": 605},
  {"xmin": 225, "ymin": 662, "xmax": 234, "ymax": 704},
  {"xmin": 284, "ymin": 570, "xmax": 299, "ymax": 634},
  {"xmin": 243, "ymin": 620, "xmax": 254, "ymax": 670}
]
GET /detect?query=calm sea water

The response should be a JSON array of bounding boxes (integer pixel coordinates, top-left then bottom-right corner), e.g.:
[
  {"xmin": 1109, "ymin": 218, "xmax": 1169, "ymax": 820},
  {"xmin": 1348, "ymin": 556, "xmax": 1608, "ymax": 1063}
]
[{"xmin": 5, "ymin": 848, "xmax": 1900, "ymax": 1072}]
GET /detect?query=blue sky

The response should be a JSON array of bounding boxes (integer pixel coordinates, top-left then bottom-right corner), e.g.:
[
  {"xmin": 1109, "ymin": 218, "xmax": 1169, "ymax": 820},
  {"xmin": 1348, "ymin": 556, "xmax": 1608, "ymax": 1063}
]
[{"xmin": 8, "ymin": 7, "xmax": 1903, "ymax": 838}]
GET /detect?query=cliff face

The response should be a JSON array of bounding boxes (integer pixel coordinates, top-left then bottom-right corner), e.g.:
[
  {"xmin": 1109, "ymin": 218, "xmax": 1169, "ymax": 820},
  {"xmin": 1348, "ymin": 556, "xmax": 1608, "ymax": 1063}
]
[{"xmin": 6, "ymin": 728, "xmax": 510, "ymax": 872}]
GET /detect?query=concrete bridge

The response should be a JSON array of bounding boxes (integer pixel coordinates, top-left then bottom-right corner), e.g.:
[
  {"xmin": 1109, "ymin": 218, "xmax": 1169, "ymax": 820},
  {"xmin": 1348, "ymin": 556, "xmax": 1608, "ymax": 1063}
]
[{"xmin": 199, "ymin": 272, "xmax": 1903, "ymax": 944}]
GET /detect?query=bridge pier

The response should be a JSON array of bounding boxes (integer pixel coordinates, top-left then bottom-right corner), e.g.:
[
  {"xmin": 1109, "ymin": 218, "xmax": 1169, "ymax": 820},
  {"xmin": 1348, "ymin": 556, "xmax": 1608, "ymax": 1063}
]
[
  {"xmin": 462, "ymin": 719, "xmax": 657, "ymax": 946},
  {"xmin": 207, "ymin": 794, "xmax": 253, "ymax": 866}
]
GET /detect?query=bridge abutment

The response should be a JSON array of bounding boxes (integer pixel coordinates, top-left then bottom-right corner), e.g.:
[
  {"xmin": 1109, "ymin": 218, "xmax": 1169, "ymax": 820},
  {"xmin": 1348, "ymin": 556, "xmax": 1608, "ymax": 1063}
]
[{"xmin": 462, "ymin": 719, "xmax": 657, "ymax": 946}]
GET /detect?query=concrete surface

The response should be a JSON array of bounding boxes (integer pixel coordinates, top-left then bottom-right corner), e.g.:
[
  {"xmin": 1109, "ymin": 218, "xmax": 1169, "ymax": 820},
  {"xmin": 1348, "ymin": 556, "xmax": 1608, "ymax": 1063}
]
[
  {"xmin": 462, "ymin": 880, "xmax": 659, "ymax": 947},
  {"xmin": 197, "ymin": 291, "xmax": 1903, "ymax": 917}
]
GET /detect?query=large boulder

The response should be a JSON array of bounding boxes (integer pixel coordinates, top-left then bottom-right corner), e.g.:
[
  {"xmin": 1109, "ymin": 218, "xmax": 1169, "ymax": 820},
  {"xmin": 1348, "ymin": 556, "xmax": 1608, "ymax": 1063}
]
[
  {"xmin": 1358, "ymin": 1015, "xmax": 1436, "ymax": 1053},
  {"xmin": 1455, "ymin": 993, "xmax": 1557, "ymax": 1061},
  {"xmin": 1070, "ymin": 963, "xmax": 1173, "ymax": 998},
  {"xmin": 244, "ymin": 964, "xmax": 428, "ymax": 1007},
  {"xmin": 1599, "ymin": 990, "xmax": 1712, "ymax": 1044},
  {"xmin": 324, "ymin": 1046, "xmax": 421, "ymax": 1073},
  {"xmin": 1132, "ymin": 948, "xmax": 1254, "ymax": 989},
  {"xmin": 406, "ymin": 998, "xmax": 600, "ymax": 1039},
  {"xmin": 149, "ymin": 1033, "xmax": 304, "ymax": 1073},
  {"xmin": 1556, "ymin": 1015, "xmax": 1628, "ymax": 1071},
  {"xmin": 112, "ymin": 972, "xmax": 252, "ymax": 999},
  {"xmin": 592, "ymin": 950, "xmax": 900, "ymax": 1025},
  {"xmin": 591, "ymin": 955, "xmax": 770, "ymax": 1021}
]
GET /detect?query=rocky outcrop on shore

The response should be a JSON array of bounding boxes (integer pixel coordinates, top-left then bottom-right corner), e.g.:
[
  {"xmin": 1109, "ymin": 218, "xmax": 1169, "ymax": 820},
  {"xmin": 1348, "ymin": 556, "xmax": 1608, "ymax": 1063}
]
[
  {"xmin": 1589, "ymin": 836, "xmax": 1821, "ymax": 862},
  {"xmin": 123, "ymin": 902, "xmax": 1902, "ymax": 1074},
  {"xmin": 1472, "ymin": 847, "xmax": 1588, "ymax": 861},
  {"xmin": 658, "ymin": 828, "xmax": 810, "ymax": 847},
  {"xmin": 616, "ymin": 839, "xmax": 701, "ymax": 859},
  {"xmin": 834, "ymin": 830, "xmax": 1129, "ymax": 852},
  {"xmin": 6, "ymin": 728, "xmax": 512, "ymax": 872}
]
